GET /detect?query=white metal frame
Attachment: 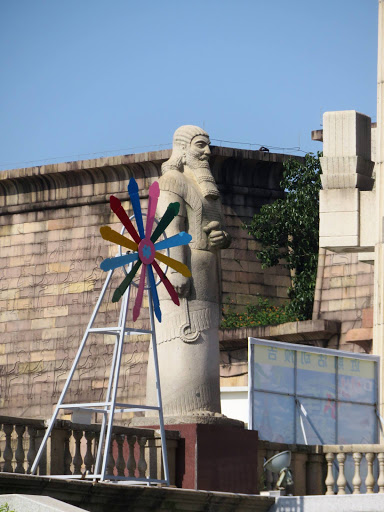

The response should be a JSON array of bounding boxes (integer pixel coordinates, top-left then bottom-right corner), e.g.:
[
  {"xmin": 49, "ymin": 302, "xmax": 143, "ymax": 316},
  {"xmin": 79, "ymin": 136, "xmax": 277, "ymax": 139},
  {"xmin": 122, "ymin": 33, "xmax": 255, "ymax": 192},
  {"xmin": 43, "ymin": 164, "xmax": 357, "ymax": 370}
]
[{"xmin": 31, "ymin": 225, "xmax": 170, "ymax": 485}]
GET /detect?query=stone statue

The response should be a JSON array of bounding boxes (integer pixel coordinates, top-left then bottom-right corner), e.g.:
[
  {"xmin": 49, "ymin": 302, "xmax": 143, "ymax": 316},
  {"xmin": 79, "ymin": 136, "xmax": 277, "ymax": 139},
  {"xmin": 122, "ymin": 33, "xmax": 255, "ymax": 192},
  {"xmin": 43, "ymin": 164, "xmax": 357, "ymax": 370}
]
[{"xmin": 146, "ymin": 125, "xmax": 231, "ymax": 420}]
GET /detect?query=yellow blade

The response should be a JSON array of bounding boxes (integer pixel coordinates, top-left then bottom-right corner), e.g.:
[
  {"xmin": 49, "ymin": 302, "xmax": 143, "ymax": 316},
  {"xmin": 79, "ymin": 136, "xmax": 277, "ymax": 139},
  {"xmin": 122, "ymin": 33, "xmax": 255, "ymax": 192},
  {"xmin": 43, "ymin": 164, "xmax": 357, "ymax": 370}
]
[
  {"xmin": 100, "ymin": 226, "xmax": 138, "ymax": 252},
  {"xmin": 154, "ymin": 252, "xmax": 191, "ymax": 277}
]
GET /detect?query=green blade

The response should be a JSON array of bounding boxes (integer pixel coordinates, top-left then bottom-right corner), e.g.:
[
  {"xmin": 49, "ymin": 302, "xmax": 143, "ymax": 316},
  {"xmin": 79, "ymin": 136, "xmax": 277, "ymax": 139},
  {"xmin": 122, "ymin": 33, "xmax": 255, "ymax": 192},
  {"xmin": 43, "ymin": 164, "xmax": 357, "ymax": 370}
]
[
  {"xmin": 112, "ymin": 260, "xmax": 142, "ymax": 302},
  {"xmin": 151, "ymin": 202, "xmax": 180, "ymax": 243}
]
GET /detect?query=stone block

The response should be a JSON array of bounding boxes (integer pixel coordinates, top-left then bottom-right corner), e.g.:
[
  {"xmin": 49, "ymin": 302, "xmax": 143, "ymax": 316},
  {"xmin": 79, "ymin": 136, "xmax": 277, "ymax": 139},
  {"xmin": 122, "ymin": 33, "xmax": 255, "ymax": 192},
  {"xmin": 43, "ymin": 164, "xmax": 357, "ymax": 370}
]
[
  {"xmin": 23, "ymin": 221, "xmax": 48, "ymax": 234},
  {"xmin": 359, "ymin": 191, "xmax": 375, "ymax": 249},
  {"xmin": 362, "ymin": 307, "xmax": 373, "ymax": 328},
  {"xmin": 329, "ymin": 275, "xmax": 356, "ymax": 288},
  {"xmin": 323, "ymin": 110, "xmax": 371, "ymax": 160},
  {"xmin": 356, "ymin": 273, "xmax": 373, "ymax": 286},
  {"xmin": 31, "ymin": 318, "xmax": 56, "ymax": 330}
]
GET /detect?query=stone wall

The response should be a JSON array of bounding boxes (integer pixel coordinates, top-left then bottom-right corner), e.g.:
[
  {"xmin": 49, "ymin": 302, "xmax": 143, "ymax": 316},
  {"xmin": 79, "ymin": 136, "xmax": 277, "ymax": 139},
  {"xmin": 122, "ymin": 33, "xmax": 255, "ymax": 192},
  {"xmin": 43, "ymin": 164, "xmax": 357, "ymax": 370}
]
[
  {"xmin": 0, "ymin": 147, "xmax": 292, "ymax": 419},
  {"xmin": 312, "ymin": 249, "xmax": 373, "ymax": 353}
]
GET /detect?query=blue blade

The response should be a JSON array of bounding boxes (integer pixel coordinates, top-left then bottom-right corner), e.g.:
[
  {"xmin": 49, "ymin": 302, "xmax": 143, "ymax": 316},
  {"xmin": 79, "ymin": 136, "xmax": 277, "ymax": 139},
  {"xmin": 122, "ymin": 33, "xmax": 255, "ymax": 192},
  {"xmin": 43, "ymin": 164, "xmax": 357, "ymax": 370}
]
[
  {"xmin": 128, "ymin": 178, "xmax": 145, "ymax": 239},
  {"xmin": 147, "ymin": 265, "xmax": 162, "ymax": 322},
  {"xmin": 154, "ymin": 232, "xmax": 192, "ymax": 251},
  {"xmin": 100, "ymin": 252, "xmax": 139, "ymax": 271}
]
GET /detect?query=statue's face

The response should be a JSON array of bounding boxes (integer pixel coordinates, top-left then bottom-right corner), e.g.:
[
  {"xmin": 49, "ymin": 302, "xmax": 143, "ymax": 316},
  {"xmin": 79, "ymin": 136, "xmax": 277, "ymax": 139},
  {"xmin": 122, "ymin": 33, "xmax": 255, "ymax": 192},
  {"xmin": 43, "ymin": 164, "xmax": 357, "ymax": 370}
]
[{"xmin": 187, "ymin": 135, "xmax": 211, "ymax": 164}]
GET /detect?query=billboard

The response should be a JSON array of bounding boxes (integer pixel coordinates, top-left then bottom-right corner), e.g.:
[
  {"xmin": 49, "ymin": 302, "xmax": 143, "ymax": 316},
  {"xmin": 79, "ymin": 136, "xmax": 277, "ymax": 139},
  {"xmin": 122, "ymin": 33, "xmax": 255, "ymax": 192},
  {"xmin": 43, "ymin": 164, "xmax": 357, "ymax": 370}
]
[{"xmin": 249, "ymin": 338, "xmax": 379, "ymax": 445}]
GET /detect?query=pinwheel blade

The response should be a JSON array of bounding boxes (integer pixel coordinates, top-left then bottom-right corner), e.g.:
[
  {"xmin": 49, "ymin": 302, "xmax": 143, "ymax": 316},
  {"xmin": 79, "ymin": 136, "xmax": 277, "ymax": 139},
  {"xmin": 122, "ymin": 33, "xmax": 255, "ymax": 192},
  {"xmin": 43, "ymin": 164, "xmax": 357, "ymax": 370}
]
[
  {"xmin": 147, "ymin": 265, "xmax": 162, "ymax": 322},
  {"xmin": 112, "ymin": 260, "xmax": 142, "ymax": 303},
  {"xmin": 154, "ymin": 252, "xmax": 191, "ymax": 277},
  {"xmin": 154, "ymin": 231, "xmax": 192, "ymax": 251},
  {"xmin": 128, "ymin": 178, "xmax": 145, "ymax": 239},
  {"xmin": 152, "ymin": 260, "xmax": 180, "ymax": 306},
  {"xmin": 100, "ymin": 226, "xmax": 138, "ymax": 252},
  {"xmin": 110, "ymin": 196, "xmax": 140, "ymax": 244},
  {"xmin": 145, "ymin": 181, "xmax": 160, "ymax": 239},
  {"xmin": 151, "ymin": 202, "xmax": 180, "ymax": 243},
  {"xmin": 133, "ymin": 264, "xmax": 147, "ymax": 321},
  {"xmin": 100, "ymin": 252, "xmax": 139, "ymax": 272}
]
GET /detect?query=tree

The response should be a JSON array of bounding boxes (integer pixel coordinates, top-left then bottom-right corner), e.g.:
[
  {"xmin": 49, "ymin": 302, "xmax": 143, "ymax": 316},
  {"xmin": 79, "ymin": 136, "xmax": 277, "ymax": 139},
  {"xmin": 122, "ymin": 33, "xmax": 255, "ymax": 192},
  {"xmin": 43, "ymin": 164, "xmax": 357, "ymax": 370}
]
[{"xmin": 245, "ymin": 152, "xmax": 322, "ymax": 320}]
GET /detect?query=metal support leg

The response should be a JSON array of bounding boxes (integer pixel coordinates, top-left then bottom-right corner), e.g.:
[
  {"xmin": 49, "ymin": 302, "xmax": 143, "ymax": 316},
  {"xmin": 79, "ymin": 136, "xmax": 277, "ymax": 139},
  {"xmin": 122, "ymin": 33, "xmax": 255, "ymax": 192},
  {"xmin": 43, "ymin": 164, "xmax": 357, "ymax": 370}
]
[
  {"xmin": 31, "ymin": 269, "xmax": 114, "ymax": 475},
  {"xmin": 100, "ymin": 280, "xmax": 130, "ymax": 480},
  {"xmin": 148, "ymin": 286, "xmax": 170, "ymax": 485},
  {"xmin": 94, "ymin": 284, "xmax": 131, "ymax": 478}
]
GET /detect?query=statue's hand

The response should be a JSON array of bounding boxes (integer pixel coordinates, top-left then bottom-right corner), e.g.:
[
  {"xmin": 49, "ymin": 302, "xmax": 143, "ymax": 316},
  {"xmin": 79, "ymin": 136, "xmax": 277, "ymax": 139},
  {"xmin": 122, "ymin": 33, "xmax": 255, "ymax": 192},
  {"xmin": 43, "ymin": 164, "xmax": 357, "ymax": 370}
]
[
  {"xmin": 171, "ymin": 272, "xmax": 190, "ymax": 298},
  {"xmin": 207, "ymin": 229, "xmax": 231, "ymax": 249},
  {"xmin": 203, "ymin": 222, "xmax": 232, "ymax": 250}
]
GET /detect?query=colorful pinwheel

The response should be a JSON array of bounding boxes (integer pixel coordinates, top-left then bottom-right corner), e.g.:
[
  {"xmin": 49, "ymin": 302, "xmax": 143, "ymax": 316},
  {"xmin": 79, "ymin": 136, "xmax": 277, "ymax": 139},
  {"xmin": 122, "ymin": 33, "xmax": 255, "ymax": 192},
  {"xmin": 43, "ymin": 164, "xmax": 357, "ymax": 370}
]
[{"xmin": 99, "ymin": 178, "xmax": 192, "ymax": 323}]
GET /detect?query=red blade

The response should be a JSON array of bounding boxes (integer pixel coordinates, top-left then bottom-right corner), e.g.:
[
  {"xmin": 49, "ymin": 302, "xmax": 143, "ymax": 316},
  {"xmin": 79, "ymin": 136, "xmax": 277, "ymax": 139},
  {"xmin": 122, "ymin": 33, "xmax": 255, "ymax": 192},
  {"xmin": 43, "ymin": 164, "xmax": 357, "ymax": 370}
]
[
  {"xmin": 133, "ymin": 264, "xmax": 147, "ymax": 321},
  {"xmin": 152, "ymin": 260, "xmax": 180, "ymax": 306},
  {"xmin": 110, "ymin": 195, "xmax": 141, "ymax": 244}
]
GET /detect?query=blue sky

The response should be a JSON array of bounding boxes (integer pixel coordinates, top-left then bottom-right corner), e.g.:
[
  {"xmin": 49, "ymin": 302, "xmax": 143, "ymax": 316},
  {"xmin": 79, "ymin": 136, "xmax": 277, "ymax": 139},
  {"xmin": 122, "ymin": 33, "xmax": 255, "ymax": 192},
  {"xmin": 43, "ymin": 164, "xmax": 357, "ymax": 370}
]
[{"xmin": 0, "ymin": 0, "xmax": 378, "ymax": 171}]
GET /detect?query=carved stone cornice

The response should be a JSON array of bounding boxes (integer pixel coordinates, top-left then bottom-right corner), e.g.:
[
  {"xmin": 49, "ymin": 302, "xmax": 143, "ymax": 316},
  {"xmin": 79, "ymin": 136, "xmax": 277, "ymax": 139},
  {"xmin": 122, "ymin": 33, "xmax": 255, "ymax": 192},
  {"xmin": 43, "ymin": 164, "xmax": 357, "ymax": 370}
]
[{"xmin": 0, "ymin": 146, "xmax": 295, "ymax": 214}]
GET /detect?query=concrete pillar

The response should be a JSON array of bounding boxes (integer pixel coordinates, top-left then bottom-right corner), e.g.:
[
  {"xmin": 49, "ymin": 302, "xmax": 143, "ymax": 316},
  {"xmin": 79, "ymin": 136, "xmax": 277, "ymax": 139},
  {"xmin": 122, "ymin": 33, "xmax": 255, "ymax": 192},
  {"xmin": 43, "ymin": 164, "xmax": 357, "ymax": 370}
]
[{"xmin": 374, "ymin": 0, "xmax": 384, "ymax": 420}]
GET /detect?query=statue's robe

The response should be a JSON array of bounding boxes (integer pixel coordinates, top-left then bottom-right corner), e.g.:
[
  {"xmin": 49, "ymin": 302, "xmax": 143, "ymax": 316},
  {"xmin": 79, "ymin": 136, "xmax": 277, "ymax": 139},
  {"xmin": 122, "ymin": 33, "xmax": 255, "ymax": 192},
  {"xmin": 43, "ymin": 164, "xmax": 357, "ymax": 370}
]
[{"xmin": 146, "ymin": 169, "xmax": 226, "ymax": 417}]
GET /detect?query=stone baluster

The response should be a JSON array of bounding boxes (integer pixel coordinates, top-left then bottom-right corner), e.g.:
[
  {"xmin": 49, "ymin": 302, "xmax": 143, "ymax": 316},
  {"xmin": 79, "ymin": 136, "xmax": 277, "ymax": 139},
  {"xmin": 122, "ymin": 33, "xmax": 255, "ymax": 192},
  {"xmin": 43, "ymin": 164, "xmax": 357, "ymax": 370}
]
[
  {"xmin": 84, "ymin": 431, "xmax": 95, "ymax": 474},
  {"xmin": 336, "ymin": 453, "xmax": 346, "ymax": 495},
  {"xmin": 352, "ymin": 452, "xmax": 362, "ymax": 494},
  {"xmin": 325, "ymin": 452, "xmax": 335, "ymax": 495},
  {"xmin": 378, "ymin": 453, "xmax": 384, "ymax": 493},
  {"xmin": 365, "ymin": 453, "xmax": 375, "ymax": 494},
  {"xmin": 265, "ymin": 450, "xmax": 274, "ymax": 491},
  {"xmin": 73, "ymin": 430, "xmax": 84, "ymax": 474},
  {"xmin": 3, "ymin": 424, "xmax": 14, "ymax": 473},
  {"xmin": 137, "ymin": 437, "xmax": 147, "ymax": 478},
  {"xmin": 64, "ymin": 430, "xmax": 72, "ymax": 475},
  {"xmin": 127, "ymin": 435, "xmax": 137, "ymax": 477},
  {"xmin": 106, "ymin": 435, "xmax": 115, "ymax": 476},
  {"xmin": 15, "ymin": 425, "xmax": 26, "ymax": 474},
  {"xmin": 27, "ymin": 427, "xmax": 37, "ymax": 474},
  {"xmin": 115, "ymin": 435, "xmax": 126, "ymax": 477}
]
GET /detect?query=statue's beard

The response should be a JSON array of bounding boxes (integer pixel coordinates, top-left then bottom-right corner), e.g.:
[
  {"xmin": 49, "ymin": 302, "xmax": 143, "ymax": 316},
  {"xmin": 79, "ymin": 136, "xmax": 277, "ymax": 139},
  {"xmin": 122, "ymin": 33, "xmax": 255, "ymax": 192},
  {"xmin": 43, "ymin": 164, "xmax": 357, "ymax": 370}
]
[{"xmin": 185, "ymin": 153, "xmax": 220, "ymax": 200}]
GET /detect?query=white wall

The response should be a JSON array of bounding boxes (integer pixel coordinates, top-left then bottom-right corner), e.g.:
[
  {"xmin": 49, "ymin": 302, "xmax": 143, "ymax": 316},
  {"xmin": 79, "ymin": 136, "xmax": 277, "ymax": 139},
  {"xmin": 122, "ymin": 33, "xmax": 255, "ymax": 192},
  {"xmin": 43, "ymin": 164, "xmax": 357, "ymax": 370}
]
[{"xmin": 220, "ymin": 386, "xmax": 249, "ymax": 425}]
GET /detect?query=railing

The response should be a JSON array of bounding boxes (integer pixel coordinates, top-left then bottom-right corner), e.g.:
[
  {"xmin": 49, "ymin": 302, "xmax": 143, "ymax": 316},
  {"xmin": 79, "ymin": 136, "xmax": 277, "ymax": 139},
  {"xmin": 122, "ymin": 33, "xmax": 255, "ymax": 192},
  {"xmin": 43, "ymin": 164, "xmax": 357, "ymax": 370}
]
[
  {"xmin": 259, "ymin": 441, "xmax": 384, "ymax": 496},
  {"xmin": 258, "ymin": 440, "xmax": 324, "ymax": 496},
  {"xmin": 323, "ymin": 445, "xmax": 384, "ymax": 495},
  {"xmin": 0, "ymin": 415, "xmax": 179, "ymax": 484}
]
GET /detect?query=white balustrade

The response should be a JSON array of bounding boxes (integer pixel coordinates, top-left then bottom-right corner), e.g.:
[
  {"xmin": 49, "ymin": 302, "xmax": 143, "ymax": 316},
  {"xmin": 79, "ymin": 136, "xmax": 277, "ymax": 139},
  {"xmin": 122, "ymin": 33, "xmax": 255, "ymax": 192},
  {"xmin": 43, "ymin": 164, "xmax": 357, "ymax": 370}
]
[
  {"xmin": 323, "ymin": 445, "xmax": 384, "ymax": 495},
  {"xmin": 0, "ymin": 415, "xmax": 177, "ymax": 484}
]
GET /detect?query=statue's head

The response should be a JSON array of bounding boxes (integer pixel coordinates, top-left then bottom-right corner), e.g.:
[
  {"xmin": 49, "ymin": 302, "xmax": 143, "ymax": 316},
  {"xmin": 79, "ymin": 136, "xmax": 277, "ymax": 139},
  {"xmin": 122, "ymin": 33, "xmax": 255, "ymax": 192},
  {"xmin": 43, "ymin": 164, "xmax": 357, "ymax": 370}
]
[
  {"xmin": 162, "ymin": 125, "xmax": 219, "ymax": 199},
  {"xmin": 162, "ymin": 125, "xmax": 210, "ymax": 173}
]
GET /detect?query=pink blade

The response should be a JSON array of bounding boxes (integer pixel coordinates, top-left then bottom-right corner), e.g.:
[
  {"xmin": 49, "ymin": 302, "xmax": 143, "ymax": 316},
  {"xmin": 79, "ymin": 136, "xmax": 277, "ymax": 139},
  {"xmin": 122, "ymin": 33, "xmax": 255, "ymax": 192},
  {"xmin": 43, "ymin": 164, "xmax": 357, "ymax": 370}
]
[
  {"xmin": 145, "ymin": 181, "xmax": 160, "ymax": 239},
  {"xmin": 110, "ymin": 195, "xmax": 141, "ymax": 244},
  {"xmin": 152, "ymin": 260, "xmax": 180, "ymax": 306},
  {"xmin": 133, "ymin": 264, "xmax": 147, "ymax": 321}
]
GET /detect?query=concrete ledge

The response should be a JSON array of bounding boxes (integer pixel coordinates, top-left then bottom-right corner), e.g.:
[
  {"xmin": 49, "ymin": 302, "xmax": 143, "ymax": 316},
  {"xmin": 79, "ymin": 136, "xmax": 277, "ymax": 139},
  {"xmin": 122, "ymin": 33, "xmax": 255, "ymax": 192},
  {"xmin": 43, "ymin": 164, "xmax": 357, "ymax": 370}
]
[
  {"xmin": 220, "ymin": 319, "xmax": 340, "ymax": 349},
  {"xmin": 0, "ymin": 494, "xmax": 86, "ymax": 511},
  {"xmin": 271, "ymin": 494, "xmax": 384, "ymax": 512},
  {"xmin": 0, "ymin": 473, "xmax": 274, "ymax": 512}
]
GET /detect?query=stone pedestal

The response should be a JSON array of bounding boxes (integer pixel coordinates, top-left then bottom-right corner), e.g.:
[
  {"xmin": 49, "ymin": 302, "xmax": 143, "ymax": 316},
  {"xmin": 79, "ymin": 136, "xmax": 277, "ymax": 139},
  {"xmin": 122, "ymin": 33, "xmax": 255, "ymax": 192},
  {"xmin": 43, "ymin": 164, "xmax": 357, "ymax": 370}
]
[{"xmin": 138, "ymin": 421, "xmax": 259, "ymax": 494}]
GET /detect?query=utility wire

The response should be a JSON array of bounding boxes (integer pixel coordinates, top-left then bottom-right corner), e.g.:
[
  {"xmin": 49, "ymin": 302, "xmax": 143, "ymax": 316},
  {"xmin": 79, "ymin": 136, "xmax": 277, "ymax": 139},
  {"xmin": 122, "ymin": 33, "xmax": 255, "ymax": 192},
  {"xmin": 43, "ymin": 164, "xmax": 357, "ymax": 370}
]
[{"xmin": 0, "ymin": 139, "xmax": 311, "ymax": 169}]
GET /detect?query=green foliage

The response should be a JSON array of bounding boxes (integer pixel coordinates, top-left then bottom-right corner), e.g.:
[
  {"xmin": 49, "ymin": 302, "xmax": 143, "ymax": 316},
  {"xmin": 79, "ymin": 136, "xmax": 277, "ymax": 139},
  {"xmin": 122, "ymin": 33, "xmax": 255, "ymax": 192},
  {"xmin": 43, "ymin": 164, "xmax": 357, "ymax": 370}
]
[
  {"xmin": 0, "ymin": 504, "xmax": 16, "ymax": 512},
  {"xmin": 245, "ymin": 152, "xmax": 322, "ymax": 320},
  {"xmin": 221, "ymin": 297, "xmax": 298, "ymax": 329}
]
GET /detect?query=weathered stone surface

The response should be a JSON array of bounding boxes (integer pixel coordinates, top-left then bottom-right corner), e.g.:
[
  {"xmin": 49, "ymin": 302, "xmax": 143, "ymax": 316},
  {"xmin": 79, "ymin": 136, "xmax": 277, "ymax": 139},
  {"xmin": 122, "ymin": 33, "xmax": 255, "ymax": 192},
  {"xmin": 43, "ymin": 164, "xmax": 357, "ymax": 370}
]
[
  {"xmin": 0, "ymin": 473, "xmax": 274, "ymax": 512},
  {"xmin": 146, "ymin": 126, "xmax": 231, "ymax": 419},
  {"xmin": 313, "ymin": 249, "xmax": 374, "ymax": 352}
]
